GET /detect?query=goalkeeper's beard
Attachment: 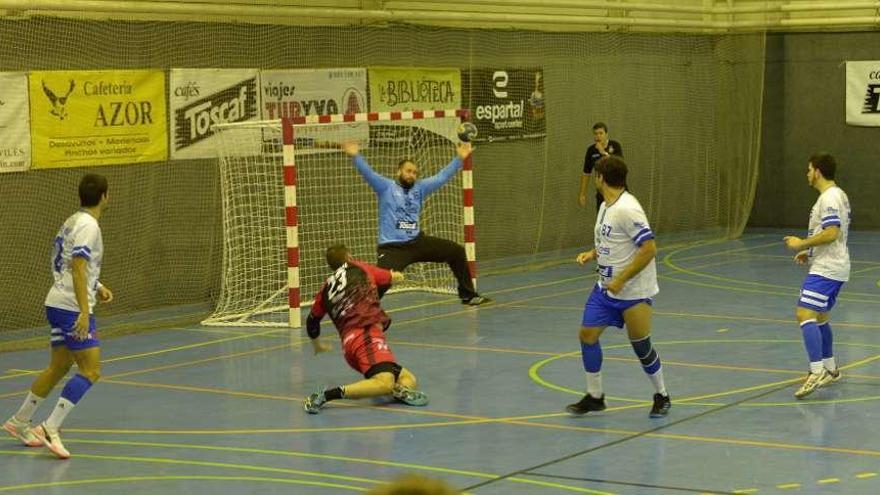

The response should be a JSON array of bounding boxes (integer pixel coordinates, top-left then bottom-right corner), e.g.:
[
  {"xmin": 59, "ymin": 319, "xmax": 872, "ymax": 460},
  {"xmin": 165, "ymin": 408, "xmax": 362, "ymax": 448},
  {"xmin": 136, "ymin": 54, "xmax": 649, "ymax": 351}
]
[{"xmin": 397, "ymin": 177, "xmax": 415, "ymax": 189}]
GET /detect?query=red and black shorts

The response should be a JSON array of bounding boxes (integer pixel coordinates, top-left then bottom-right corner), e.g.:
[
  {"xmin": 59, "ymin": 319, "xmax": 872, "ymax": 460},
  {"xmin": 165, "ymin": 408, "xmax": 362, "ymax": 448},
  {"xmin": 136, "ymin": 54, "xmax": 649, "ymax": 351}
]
[{"xmin": 341, "ymin": 324, "xmax": 399, "ymax": 378}]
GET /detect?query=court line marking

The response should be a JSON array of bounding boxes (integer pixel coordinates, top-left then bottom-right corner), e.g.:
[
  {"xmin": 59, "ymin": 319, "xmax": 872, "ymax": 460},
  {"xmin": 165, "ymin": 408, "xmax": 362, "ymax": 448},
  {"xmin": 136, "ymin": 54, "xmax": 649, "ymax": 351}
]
[
  {"xmin": 663, "ymin": 243, "xmax": 879, "ymax": 300},
  {"xmin": 505, "ymin": 304, "xmax": 880, "ymax": 330},
  {"xmin": 0, "ymin": 443, "xmax": 611, "ymax": 495},
  {"xmin": 460, "ymin": 381, "xmax": 792, "ymax": 492},
  {"xmin": 660, "ymin": 273, "xmax": 879, "ymax": 304},
  {"xmin": 0, "ymin": 473, "xmax": 368, "ymax": 493},
  {"xmin": 2, "ymin": 237, "xmax": 877, "ymax": 480},
  {"xmin": 694, "ymin": 252, "xmax": 880, "ymax": 266},
  {"xmin": 529, "ymin": 341, "xmax": 880, "ymax": 406},
  {"xmin": 0, "ymin": 448, "xmax": 380, "ymax": 486},
  {"xmin": 521, "ymin": 472, "xmax": 735, "ymax": 495}
]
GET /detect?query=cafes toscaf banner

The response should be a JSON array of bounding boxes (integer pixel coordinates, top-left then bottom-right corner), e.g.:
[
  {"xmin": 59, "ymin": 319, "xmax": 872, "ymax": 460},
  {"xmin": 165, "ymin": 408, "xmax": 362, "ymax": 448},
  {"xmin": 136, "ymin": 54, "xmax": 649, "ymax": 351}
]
[{"xmin": 846, "ymin": 61, "xmax": 880, "ymax": 127}]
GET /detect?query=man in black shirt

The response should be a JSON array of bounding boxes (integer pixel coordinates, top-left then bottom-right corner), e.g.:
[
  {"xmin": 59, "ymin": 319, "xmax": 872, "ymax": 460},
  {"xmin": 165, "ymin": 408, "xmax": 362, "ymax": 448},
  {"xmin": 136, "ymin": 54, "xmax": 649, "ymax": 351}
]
[{"xmin": 580, "ymin": 122, "xmax": 623, "ymax": 210}]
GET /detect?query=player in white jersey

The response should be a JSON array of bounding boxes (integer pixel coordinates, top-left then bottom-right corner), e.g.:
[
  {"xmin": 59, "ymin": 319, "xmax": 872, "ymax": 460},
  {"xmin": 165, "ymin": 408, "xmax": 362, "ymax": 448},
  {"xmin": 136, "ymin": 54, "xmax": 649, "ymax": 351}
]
[
  {"xmin": 3, "ymin": 174, "xmax": 112, "ymax": 459},
  {"xmin": 783, "ymin": 153, "xmax": 850, "ymax": 399},
  {"xmin": 567, "ymin": 156, "xmax": 670, "ymax": 418}
]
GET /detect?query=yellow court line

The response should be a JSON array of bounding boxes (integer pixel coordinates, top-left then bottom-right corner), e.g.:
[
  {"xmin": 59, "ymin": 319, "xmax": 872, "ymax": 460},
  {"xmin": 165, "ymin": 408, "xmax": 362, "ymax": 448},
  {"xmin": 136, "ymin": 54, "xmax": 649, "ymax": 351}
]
[
  {"xmin": 663, "ymin": 246, "xmax": 879, "ymax": 300},
  {"xmin": 505, "ymin": 304, "xmax": 880, "ymax": 330},
  {"xmin": 856, "ymin": 472, "xmax": 878, "ymax": 479},
  {"xmin": 672, "ymin": 238, "xmax": 779, "ymax": 262},
  {"xmin": 393, "ymin": 337, "xmax": 880, "ymax": 381},
  {"xmin": 0, "ymin": 448, "xmax": 380, "ymax": 486},
  {"xmin": 101, "ymin": 327, "xmax": 291, "ymax": 364},
  {"xmin": 504, "ymin": 418, "xmax": 880, "ymax": 459},
  {"xmin": 659, "ymin": 273, "xmax": 879, "ymax": 304},
  {"xmin": 817, "ymin": 478, "xmax": 840, "ymax": 484},
  {"xmin": 0, "ymin": 474, "xmax": 368, "ymax": 493},
  {"xmin": 0, "ymin": 285, "xmax": 593, "ymax": 396},
  {"xmin": 776, "ymin": 482, "xmax": 800, "ymax": 489},
  {"xmin": 528, "ymin": 341, "xmax": 880, "ymax": 407},
  {"xmin": 0, "ymin": 342, "xmax": 300, "ymax": 398},
  {"xmin": 851, "ymin": 265, "xmax": 880, "ymax": 275},
  {"xmin": 2, "ymin": 441, "xmax": 614, "ymax": 495},
  {"xmin": 711, "ymin": 252, "xmax": 880, "ymax": 266}
]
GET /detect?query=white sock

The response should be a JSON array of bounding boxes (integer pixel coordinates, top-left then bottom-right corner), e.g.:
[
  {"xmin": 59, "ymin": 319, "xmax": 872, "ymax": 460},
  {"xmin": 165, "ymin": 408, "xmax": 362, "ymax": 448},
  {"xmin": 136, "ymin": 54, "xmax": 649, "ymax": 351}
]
[
  {"xmin": 823, "ymin": 357, "xmax": 837, "ymax": 371},
  {"xmin": 585, "ymin": 372, "xmax": 603, "ymax": 398},
  {"xmin": 649, "ymin": 368, "xmax": 668, "ymax": 396},
  {"xmin": 810, "ymin": 361, "xmax": 824, "ymax": 375},
  {"xmin": 44, "ymin": 398, "xmax": 74, "ymax": 430},
  {"xmin": 14, "ymin": 391, "xmax": 45, "ymax": 422}
]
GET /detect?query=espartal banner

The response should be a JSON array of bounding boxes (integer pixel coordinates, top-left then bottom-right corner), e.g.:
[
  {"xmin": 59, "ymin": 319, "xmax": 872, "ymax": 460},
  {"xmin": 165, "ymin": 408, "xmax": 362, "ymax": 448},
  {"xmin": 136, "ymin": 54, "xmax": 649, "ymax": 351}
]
[{"xmin": 464, "ymin": 68, "xmax": 546, "ymax": 142}]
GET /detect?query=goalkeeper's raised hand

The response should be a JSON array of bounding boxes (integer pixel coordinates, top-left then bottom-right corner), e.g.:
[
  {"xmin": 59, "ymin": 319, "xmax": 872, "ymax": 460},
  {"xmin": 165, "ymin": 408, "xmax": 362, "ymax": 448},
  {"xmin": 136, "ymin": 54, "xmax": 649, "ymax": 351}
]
[{"xmin": 342, "ymin": 142, "xmax": 360, "ymax": 157}]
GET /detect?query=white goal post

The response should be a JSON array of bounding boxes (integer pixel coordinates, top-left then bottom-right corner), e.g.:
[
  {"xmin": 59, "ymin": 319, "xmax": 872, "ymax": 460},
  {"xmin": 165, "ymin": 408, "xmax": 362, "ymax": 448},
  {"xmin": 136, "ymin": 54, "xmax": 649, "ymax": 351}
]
[{"xmin": 202, "ymin": 110, "xmax": 478, "ymax": 328}]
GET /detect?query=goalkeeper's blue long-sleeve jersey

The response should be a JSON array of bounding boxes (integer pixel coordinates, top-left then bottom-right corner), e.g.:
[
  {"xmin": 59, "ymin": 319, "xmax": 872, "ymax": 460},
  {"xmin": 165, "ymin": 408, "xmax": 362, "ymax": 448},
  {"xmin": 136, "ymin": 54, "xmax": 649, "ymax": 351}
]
[{"xmin": 352, "ymin": 154, "xmax": 462, "ymax": 245}]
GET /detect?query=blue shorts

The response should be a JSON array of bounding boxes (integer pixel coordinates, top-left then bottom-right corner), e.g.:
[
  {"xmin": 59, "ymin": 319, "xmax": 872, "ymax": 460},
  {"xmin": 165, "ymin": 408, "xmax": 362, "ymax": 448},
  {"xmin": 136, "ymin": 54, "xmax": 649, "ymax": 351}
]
[
  {"xmin": 797, "ymin": 274, "xmax": 844, "ymax": 313},
  {"xmin": 581, "ymin": 284, "xmax": 653, "ymax": 329},
  {"xmin": 46, "ymin": 307, "xmax": 100, "ymax": 351}
]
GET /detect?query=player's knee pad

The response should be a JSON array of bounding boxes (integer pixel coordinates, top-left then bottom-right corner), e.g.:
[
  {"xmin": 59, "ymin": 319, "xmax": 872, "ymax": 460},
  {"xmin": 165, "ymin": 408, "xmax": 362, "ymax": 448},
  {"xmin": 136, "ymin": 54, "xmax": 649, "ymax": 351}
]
[
  {"xmin": 630, "ymin": 336, "xmax": 659, "ymax": 368},
  {"xmin": 364, "ymin": 361, "xmax": 402, "ymax": 381}
]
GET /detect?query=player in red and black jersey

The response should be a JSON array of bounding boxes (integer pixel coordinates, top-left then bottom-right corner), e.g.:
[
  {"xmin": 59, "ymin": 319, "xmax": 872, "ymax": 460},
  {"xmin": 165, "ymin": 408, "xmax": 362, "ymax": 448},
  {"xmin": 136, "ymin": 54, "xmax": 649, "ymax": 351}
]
[{"xmin": 303, "ymin": 244, "xmax": 428, "ymax": 413}]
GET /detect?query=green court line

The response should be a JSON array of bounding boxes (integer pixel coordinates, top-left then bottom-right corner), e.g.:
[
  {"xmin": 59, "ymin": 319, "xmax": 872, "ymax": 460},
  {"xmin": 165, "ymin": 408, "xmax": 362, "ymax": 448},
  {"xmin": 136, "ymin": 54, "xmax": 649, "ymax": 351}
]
[
  {"xmin": 0, "ymin": 473, "xmax": 367, "ymax": 493},
  {"xmin": 1, "ymin": 441, "xmax": 613, "ymax": 495},
  {"xmin": 662, "ymin": 241, "xmax": 879, "ymax": 300},
  {"xmin": 0, "ymin": 449, "xmax": 378, "ymax": 486}
]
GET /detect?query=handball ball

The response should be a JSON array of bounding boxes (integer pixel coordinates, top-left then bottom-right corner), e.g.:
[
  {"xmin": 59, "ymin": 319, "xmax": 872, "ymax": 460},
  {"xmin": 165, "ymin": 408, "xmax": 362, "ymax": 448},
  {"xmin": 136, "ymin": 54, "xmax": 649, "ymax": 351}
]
[{"xmin": 457, "ymin": 122, "xmax": 478, "ymax": 142}]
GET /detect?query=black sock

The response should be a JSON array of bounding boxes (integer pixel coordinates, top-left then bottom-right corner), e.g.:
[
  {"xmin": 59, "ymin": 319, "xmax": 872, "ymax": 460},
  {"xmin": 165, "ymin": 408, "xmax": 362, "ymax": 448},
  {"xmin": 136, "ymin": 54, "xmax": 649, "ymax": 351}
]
[{"xmin": 324, "ymin": 387, "xmax": 345, "ymax": 401}]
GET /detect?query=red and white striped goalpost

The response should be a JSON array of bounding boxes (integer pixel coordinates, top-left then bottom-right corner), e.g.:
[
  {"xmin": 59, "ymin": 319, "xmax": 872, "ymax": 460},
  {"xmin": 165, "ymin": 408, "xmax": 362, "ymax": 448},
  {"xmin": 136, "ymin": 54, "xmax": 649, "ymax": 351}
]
[{"xmin": 280, "ymin": 109, "xmax": 477, "ymax": 328}]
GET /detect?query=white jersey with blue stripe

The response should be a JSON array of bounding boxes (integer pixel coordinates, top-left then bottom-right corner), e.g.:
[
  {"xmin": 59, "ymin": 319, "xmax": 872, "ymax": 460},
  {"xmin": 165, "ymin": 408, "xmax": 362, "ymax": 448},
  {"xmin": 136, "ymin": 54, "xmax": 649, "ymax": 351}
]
[
  {"xmin": 594, "ymin": 192, "xmax": 659, "ymax": 300},
  {"xmin": 44, "ymin": 210, "xmax": 104, "ymax": 313},
  {"xmin": 807, "ymin": 185, "xmax": 850, "ymax": 282}
]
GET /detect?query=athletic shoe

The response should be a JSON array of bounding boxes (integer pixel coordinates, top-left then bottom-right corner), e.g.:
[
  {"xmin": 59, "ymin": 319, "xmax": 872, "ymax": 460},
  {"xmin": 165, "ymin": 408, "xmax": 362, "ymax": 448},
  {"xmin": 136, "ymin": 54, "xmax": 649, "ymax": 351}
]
[
  {"xmin": 649, "ymin": 393, "xmax": 671, "ymax": 418},
  {"xmin": 463, "ymin": 296, "xmax": 493, "ymax": 306},
  {"xmin": 795, "ymin": 369, "xmax": 829, "ymax": 399},
  {"xmin": 303, "ymin": 391, "xmax": 327, "ymax": 414},
  {"xmin": 32, "ymin": 423, "xmax": 70, "ymax": 459},
  {"xmin": 392, "ymin": 384, "xmax": 429, "ymax": 406},
  {"xmin": 819, "ymin": 368, "xmax": 842, "ymax": 387},
  {"xmin": 2, "ymin": 416, "xmax": 42, "ymax": 447},
  {"xmin": 566, "ymin": 394, "xmax": 606, "ymax": 415}
]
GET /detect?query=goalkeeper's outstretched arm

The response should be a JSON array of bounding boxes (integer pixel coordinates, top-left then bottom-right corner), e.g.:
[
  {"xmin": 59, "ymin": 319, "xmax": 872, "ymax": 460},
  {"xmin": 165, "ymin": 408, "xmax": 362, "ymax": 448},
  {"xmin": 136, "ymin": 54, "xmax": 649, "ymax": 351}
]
[{"xmin": 343, "ymin": 142, "xmax": 391, "ymax": 193}]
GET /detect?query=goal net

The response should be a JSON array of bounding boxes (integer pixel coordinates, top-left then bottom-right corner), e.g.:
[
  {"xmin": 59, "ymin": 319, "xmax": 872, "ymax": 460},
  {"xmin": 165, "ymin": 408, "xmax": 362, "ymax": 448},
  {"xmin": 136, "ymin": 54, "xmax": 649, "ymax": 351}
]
[{"xmin": 202, "ymin": 110, "xmax": 475, "ymax": 327}]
